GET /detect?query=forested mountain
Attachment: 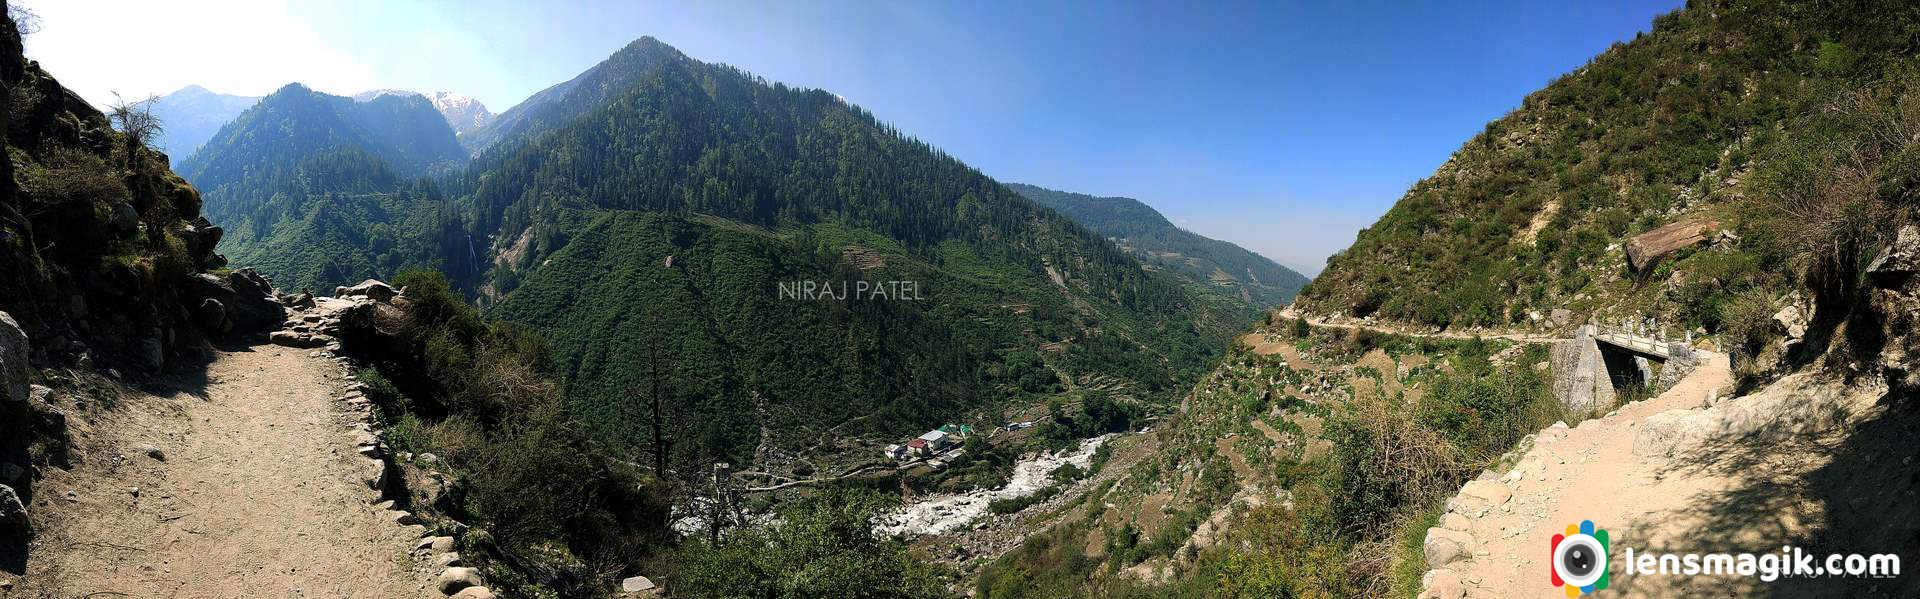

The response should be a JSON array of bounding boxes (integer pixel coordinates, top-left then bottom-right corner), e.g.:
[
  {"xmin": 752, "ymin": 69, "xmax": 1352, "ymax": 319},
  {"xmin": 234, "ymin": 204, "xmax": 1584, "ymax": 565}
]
[
  {"xmin": 458, "ymin": 36, "xmax": 688, "ymax": 154},
  {"xmin": 461, "ymin": 44, "xmax": 1250, "ymax": 468},
  {"xmin": 180, "ymin": 83, "xmax": 466, "ymax": 201},
  {"xmin": 176, "ymin": 84, "xmax": 469, "ymax": 292},
  {"xmin": 1009, "ymin": 183, "xmax": 1309, "ymax": 309},
  {"xmin": 353, "ymin": 89, "xmax": 494, "ymax": 137},
  {"xmin": 147, "ymin": 84, "xmax": 259, "ymax": 159},
  {"xmin": 187, "ymin": 37, "xmax": 1251, "ymax": 473}
]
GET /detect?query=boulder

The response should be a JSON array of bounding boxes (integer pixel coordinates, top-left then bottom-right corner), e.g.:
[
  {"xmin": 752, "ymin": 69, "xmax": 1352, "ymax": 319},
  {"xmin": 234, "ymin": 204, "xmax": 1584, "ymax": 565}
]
[
  {"xmin": 417, "ymin": 535, "xmax": 456, "ymax": 553},
  {"xmin": 1772, "ymin": 303, "xmax": 1808, "ymax": 343},
  {"xmin": 434, "ymin": 552, "xmax": 464, "ymax": 568},
  {"xmin": 139, "ymin": 444, "xmax": 166, "ymax": 461},
  {"xmin": 197, "ymin": 298, "xmax": 231, "ymax": 333},
  {"xmin": 1867, "ymin": 224, "xmax": 1920, "ymax": 288},
  {"xmin": 437, "ymin": 567, "xmax": 484, "ymax": 594},
  {"xmin": 451, "ymin": 588, "xmax": 497, "ymax": 599},
  {"xmin": 1419, "ymin": 568, "xmax": 1466, "ymax": 599},
  {"xmin": 182, "ymin": 270, "xmax": 283, "ymax": 333},
  {"xmin": 0, "ymin": 311, "xmax": 27, "ymax": 405},
  {"xmin": 1423, "ymin": 527, "xmax": 1475, "ymax": 568},
  {"xmin": 107, "ymin": 201, "xmax": 139, "ymax": 233},
  {"xmin": 1625, "ymin": 218, "xmax": 1719, "ymax": 272},
  {"xmin": 339, "ymin": 279, "xmax": 397, "ymax": 303},
  {"xmin": 1549, "ymin": 308, "xmax": 1572, "ymax": 327},
  {"xmin": 269, "ymin": 331, "xmax": 326, "ymax": 349},
  {"xmin": 622, "ymin": 575, "xmax": 657, "ymax": 592},
  {"xmin": 0, "ymin": 484, "xmax": 26, "ymax": 533},
  {"xmin": 287, "ymin": 292, "xmax": 316, "ymax": 310}
]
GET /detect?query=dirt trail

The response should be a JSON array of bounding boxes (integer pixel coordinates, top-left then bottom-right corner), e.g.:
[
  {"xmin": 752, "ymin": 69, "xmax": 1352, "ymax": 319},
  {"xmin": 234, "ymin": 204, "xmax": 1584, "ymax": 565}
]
[
  {"xmin": 1440, "ymin": 351, "xmax": 1727, "ymax": 596},
  {"xmin": 1421, "ymin": 351, "xmax": 1878, "ymax": 598},
  {"xmin": 1277, "ymin": 307, "xmax": 1566, "ymax": 343},
  {"xmin": 18, "ymin": 346, "xmax": 432, "ymax": 599}
]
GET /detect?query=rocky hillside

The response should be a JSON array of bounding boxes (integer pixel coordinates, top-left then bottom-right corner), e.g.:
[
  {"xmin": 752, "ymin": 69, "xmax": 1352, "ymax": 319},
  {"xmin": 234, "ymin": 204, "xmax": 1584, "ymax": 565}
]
[
  {"xmin": 1009, "ymin": 183, "xmax": 1309, "ymax": 309},
  {"xmin": 0, "ymin": 3, "xmax": 283, "ymax": 565},
  {"xmin": 1296, "ymin": 0, "xmax": 1920, "ymax": 343}
]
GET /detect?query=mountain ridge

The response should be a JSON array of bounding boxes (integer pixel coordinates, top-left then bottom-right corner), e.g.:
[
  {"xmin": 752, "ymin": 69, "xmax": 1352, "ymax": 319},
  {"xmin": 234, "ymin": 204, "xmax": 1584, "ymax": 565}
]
[{"xmin": 1008, "ymin": 182, "xmax": 1309, "ymax": 309}]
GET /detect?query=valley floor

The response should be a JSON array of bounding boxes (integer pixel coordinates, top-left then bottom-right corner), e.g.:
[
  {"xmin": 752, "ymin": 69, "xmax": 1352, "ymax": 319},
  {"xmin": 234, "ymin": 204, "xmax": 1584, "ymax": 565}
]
[{"xmin": 13, "ymin": 346, "xmax": 434, "ymax": 598}]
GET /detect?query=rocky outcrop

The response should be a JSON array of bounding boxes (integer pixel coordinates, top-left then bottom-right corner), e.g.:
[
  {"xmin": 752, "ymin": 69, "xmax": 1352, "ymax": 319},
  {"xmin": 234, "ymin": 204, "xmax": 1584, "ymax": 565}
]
[
  {"xmin": 1625, "ymin": 218, "xmax": 1719, "ymax": 272},
  {"xmin": 0, "ymin": 482, "xmax": 26, "ymax": 533},
  {"xmin": 1869, "ymin": 225, "xmax": 1920, "ymax": 393},
  {"xmin": 0, "ymin": 311, "xmax": 26, "ymax": 405},
  {"xmin": 336, "ymin": 279, "xmax": 397, "ymax": 303},
  {"xmin": 1632, "ymin": 373, "xmax": 1846, "ymax": 460}
]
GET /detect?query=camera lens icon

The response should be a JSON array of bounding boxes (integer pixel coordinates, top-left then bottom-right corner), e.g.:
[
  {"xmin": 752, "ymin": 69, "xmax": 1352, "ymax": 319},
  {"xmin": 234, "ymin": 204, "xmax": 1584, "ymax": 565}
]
[{"xmin": 1549, "ymin": 520, "xmax": 1610, "ymax": 595}]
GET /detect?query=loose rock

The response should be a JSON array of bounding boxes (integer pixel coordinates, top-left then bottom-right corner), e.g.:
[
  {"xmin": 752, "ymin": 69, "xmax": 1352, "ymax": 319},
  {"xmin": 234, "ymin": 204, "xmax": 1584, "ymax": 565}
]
[{"xmin": 436, "ymin": 567, "xmax": 484, "ymax": 594}]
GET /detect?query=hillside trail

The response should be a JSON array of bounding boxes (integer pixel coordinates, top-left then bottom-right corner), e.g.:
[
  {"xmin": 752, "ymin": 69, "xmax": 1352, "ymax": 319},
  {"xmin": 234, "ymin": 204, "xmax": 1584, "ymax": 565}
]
[
  {"xmin": 1425, "ymin": 350, "xmax": 1905, "ymax": 598},
  {"xmin": 1427, "ymin": 351, "xmax": 1731, "ymax": 597},
  {"xmin": 1277, "ymin": 306, "xmax": 1567, "ymax": 343},
  {"xmin": 14, "ymin": 343, "xmax": 434, "ymax": 599}
]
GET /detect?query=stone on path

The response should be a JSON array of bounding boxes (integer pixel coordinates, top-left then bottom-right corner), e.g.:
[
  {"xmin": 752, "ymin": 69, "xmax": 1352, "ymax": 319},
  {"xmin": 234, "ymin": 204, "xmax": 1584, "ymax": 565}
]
[{"xmin": 436, "ymin": 567, "xmax": 483, "ymax": 594}]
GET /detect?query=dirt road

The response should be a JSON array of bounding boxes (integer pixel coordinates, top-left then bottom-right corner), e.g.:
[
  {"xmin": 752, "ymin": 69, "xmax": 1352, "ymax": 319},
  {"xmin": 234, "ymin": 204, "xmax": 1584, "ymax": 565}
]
[{"xmin": 16, "ymin": 346, "xmax": 432, "ymax": 598}]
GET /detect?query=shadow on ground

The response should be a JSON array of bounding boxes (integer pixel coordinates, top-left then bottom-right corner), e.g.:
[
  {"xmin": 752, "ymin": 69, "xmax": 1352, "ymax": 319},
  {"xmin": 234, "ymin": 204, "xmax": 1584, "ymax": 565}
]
[{"xmin": 1609, "ymin": 386, "xmax": 1917, "ymax": 598}]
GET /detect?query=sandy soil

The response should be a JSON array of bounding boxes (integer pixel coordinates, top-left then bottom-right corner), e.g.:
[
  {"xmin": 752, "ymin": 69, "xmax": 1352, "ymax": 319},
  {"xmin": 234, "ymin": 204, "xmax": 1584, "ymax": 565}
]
[{"xmin": 14, "ymin": 346, "xmax": 432, "ymax": 599}]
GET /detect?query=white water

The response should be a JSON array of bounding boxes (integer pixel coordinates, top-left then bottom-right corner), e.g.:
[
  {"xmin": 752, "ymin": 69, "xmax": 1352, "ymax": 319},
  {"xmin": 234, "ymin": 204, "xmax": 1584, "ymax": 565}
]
[{"xmin": 876, "ymin": 433, "xmax": 1114, "ymax": 538}]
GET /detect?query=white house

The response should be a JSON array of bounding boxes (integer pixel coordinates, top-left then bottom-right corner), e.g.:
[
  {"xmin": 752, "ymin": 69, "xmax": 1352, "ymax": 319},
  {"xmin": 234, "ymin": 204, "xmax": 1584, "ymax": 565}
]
[
  {"xmin": 882, "ymin": 444, "xmax": 905, "ymax": 461},
  {"xmin": 918, "ymin": 430, "xmax": 951, "ymax": 451}
]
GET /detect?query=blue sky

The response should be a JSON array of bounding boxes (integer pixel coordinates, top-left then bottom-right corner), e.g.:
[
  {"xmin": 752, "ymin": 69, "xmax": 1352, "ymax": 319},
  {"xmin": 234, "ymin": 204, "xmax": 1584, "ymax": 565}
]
[{"xmin": 21, "ymin": 0, "xmax": 1680, "ymax": 274}]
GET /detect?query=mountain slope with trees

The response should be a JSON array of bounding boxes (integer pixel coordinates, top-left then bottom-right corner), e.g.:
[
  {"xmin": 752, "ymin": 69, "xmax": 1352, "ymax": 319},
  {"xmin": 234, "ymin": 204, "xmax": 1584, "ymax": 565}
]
[
  {"xmin": 461, "ymin": 45, "xmax": 1249, "ymax": 469},
  {"xmin": 184, "ymin": 37, "xmax": 1252, "ymax": 479},
  {"xmin": 1008, "ymin": 183, "xmax": 1309, "ymax": 309}
]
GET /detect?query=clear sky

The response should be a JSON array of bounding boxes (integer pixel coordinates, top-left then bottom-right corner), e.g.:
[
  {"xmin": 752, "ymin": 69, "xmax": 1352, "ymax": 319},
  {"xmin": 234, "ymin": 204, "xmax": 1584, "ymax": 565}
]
[{"xmin": 18, "ymin": 0, "xmax": 1680, "ymax": 275}]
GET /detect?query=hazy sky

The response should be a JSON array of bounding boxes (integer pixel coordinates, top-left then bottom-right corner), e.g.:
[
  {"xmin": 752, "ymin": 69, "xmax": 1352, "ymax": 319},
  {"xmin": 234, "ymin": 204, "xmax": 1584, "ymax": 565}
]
[{"xmin": 17, "ymin": 0, "xmax": 1680, "ymax": 275}]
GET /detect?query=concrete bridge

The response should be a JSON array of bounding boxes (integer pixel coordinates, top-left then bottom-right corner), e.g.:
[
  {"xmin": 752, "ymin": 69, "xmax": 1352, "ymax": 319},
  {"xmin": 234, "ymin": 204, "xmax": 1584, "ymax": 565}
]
[
  {"xmin": 1593, "ymin": 328, "xmax": 1673, "ymax": 360},
  {"xmin": 1551, "ymin": 323, "xmax": 1703, "ymax": 415}
]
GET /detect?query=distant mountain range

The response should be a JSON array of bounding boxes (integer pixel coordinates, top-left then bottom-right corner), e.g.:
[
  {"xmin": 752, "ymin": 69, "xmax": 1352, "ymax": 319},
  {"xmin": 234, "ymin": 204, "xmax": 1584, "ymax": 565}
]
[
  {"xmin": 149, "ymin": 85, "xmax": 260, "ymax": 160},
  {"xmin": 1008, "ymin": 183, "xmax": 1308, "ymax": 308},
  {"xmin": 351, "ymin": 89, "xmax": 494, "ymax": 137}
]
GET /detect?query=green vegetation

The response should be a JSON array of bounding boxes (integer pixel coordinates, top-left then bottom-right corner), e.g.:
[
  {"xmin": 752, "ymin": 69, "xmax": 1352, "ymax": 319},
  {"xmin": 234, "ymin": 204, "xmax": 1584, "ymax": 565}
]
[
  {"xmin": 670, "ymin": 489, "xmax": 945, "ymax": 598},
  {"xmin": 1298, "ymin": 0, "xmax": 1920, "ymax": 336},
  {"xmin": 353, "ymin": 270, "xmax": 673, "ymax": 596},
  {"xmin": 974, "ymin": 323, "xmax": 1562, "ymax": 598},
  {"xmin": 1008, "ymin": 183, "xmax": 1309, "ymax": 309},
  {"xmin": 194, "ymin": 37, "xmax": 1248, "ymax": 473}
]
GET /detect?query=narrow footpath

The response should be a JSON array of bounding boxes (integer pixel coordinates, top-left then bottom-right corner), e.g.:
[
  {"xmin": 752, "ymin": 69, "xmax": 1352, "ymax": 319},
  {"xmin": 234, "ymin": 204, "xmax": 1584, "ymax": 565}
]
[{"xmin": 18, "ymin": 345, "xmax": 435, "ymax": 598}]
